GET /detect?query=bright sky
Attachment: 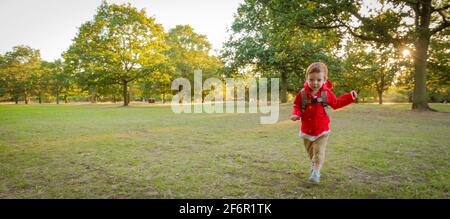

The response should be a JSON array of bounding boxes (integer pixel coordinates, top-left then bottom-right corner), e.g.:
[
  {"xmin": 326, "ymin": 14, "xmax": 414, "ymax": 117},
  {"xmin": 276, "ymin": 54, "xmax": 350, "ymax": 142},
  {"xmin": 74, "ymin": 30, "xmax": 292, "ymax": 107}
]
[{"xmin": 0, "ymin": 0, "xmax": 244, "ymax": 61}]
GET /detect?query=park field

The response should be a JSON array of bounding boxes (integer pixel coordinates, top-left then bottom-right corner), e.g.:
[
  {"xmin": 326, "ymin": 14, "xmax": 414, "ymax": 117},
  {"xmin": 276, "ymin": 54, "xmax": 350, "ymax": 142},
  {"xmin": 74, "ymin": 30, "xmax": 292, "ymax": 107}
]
[{"xmin": 0, "ymin": 103, "xmax": 449, "ymax": 198}]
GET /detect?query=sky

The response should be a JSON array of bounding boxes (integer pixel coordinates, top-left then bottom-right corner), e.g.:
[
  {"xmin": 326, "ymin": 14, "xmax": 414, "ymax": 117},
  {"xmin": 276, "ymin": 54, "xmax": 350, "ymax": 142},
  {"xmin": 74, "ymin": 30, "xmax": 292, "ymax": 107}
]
[{"xmin": 0, "ymin": 0, "xmax": 244, "ymax": 61}]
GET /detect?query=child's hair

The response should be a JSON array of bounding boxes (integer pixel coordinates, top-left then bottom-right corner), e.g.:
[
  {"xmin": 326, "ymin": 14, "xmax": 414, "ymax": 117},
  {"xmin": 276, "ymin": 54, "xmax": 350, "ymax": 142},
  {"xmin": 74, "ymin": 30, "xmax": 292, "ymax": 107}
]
[{"xmin": 305, "ymin": 62, "xmax": 328, "ymax": 80}]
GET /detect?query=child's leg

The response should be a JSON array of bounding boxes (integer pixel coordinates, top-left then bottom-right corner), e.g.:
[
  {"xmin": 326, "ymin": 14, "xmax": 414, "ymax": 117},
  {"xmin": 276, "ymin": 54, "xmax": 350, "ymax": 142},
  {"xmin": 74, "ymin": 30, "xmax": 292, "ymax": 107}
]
[
  {"xmin": 303, "ymin": 139, "xmax": 314, "ymax": 160},
  {"xmin": 303, "ymin": 139, "xmax": 316, "ymax": 172},
  {"xmin": 311, "ymin": 135, "xmax": 329, "ymax": 172}
]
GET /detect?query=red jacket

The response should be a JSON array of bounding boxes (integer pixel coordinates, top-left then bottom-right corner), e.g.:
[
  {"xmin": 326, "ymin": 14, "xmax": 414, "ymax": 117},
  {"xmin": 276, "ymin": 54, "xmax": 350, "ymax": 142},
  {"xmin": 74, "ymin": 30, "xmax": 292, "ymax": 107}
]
[{"xmin": 291, "ymin": 80, "xmax": 355, "ymax": 136}]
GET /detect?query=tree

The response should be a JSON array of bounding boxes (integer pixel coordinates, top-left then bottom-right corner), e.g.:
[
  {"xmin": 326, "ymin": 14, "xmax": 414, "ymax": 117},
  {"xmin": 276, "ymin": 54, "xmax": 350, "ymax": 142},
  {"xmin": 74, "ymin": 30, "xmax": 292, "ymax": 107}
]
[
  {"xmin": 32, "ymin": 60, "xmax": 53, "ymax": 104},
  {"xmin": 64, "ymin": 2, "xmax": 168, "ymax": 106},
  {"xmin": 165, "ymin": 25, "xmax": 224, "ymax": 102},
  {"xmin": 396, "ymin": 26, "xmax": 449, "ymax": 102},
  {"xmin": 339, "ymin": 42, "xmax": 373, "ymax": 101},
  {"xmin": 0, "ymin": 46, "xmax": 41, "ymax": 104},
  {"xmin": 420, "ymin": 27, "xmax": 449, "ymax": 102},
  {"xmin": 139, "ymin": 70, "xmax": 172, "ymax": 103},
  {"xmin": 222, "ymin": 0, "xmax": 342, "ymax": 102},
  {"xmin": 341, "ymin": 41, "xmax": 400, "ymax": 104},
  {"xmin": 256, "ymin": 0, "xmax": 449, "ymax": 110},
  {"xmin": 45, "ymin": 59, "xmax": 75, "ymax": 104},
  {"xmin": 166, "ymin": 25, "xmax": 223, "ymax": 84},
  {"xmin": 366, "ymin": 48, "xmax": 400, "ymax": 104},
  {"xmin": 0, "ymin": 54, "xmax": 8, "ymax": 101}
]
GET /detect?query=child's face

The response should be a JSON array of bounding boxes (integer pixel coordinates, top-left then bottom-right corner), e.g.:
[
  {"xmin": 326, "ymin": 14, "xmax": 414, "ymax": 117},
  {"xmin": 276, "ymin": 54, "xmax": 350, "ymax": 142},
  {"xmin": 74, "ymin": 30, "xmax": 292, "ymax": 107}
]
[{"xmin": 307, "ymin": 72, "xmax": 325, "ymax": 90}]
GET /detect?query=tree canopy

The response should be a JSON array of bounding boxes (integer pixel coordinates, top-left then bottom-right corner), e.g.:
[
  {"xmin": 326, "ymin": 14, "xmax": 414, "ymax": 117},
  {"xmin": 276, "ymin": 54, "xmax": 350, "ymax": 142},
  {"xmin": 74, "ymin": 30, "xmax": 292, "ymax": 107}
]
[
  {"xmin": 64, "ymin": 2, "xmax": 168, "ymax": 106},
  {"xmin": 235, "ymin": 0, "xmax": 449, "ymax": 110}
]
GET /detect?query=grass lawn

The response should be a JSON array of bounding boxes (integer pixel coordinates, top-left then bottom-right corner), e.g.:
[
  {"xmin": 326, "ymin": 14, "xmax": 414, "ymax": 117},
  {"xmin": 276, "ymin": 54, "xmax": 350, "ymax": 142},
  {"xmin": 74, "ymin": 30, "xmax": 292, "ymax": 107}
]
[{"xmin": 0, "ymin": 102, "xmax": 449, "ymax": 198}]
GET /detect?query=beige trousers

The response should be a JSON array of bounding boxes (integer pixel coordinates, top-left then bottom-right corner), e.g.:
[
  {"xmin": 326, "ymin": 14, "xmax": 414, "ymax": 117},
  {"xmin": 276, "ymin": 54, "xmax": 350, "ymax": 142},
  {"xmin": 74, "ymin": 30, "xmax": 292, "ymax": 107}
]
[{"xmin": 303, "ymin": 134, "xmax": 329, "ymax": 171}]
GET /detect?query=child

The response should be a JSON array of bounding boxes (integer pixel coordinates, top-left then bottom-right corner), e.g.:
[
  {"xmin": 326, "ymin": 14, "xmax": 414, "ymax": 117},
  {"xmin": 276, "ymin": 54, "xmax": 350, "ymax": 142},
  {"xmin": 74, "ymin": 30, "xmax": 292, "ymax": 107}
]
[{"xmin": 290, "ymin": 62, "xmax": 357, "ymax": 184}]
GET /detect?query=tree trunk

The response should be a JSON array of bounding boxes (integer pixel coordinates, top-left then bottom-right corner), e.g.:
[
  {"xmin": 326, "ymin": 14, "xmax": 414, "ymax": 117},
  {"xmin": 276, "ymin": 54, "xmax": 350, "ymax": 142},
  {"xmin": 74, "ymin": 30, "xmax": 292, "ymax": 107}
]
[
  {"xmin": 89, "ymin": 88, "xmax": 96, "ymax": 103},
  {"xmin": 122, "ymin": 81, "xmax": 128, "ymax": 106},
  {"xmin": 56, "ymin": 89, "xmax": 60, "ymax": 104},
  {"xmin": 38, "ymin": 93, "xmax": 42, "ymax": 104},
  {"xmin": 412, "ymin": 0, "xmax": 434, "ymax": 111},
  {"xmin": 412, "ymin": 36, "xmax": 432, "ymax": 110},
  {"xmin": 378, "ymin": 90, "xmax": 383, "ymax": 104},
  {"xmin": 280, "ymin": 70, "xmax": 288, "ymax": 103},
  {"xmin": 24, "ymin": 89, "xmax": 29, "ymax": 104},
  {"xmin": 179, "ymin": 85, "xmax": 184, "ymax": 104},
  {"xmin": 64, "ymin": 94, "xmax": 68, "ymax": 103}
]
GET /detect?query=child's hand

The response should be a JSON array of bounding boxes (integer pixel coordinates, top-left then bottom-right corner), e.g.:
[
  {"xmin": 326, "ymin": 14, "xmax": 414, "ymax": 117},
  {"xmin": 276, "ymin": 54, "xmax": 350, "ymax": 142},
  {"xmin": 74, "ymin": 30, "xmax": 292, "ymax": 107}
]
[
  {"xmin": 351, "ymin": 90, "xmax": 358, "ymax": 99},
  {"xmin": 289, "ymin": 115, "xmax": 300, "ymax": 121}
]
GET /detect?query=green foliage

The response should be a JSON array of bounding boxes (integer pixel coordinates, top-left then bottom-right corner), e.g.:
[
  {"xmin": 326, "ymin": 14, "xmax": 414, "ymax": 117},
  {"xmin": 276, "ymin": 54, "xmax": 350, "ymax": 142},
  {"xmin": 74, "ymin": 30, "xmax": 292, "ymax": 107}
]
[
  {"xmin": 32, "ymin": 60, "xmax": 53, "ymax": 103},
  {"xmin": 1, "ymin": 4, "xmax": 224, "ymax": 104},
  {"xmin": 426, "ymin": 28, "xmax": 450, "ymax": 101},
  {"xmin": 1, "ymin": 1, "xmax": 446, "ymax": 105},
  {"xmin": 222, "ymin": 0, "xmax": 343, "ymax": 102},
  {"xmin": 43, "ymin": 59, "xmax": 76, "ymax": 103},
  {"xmin": 139, "ymin": 70, "xmax": 172, "ymax": 102},
  {"xmin": 396, "ymin": 28, "xmax": 450, "ymax": 102},
  {"xmin": 166, "ymin": 25, "xmax": 223, "ymax": 81},
  {"xmin": 341, "ymin": 40, "xmax": 401, "ymax": 103},
  {"xmin": 0, "ymin": 45, "xmax": 41, "ymax": 103},
  {"xmin": 250, "ymin": 0, "xmax": 449, "ymax": 109},
  {"xmin": 64, "ymin": 2, "xmax": 168, "ymax": 105},
  {"xmin": 163, "ymin": 25, "xmax": 224, "ymax": 101}
]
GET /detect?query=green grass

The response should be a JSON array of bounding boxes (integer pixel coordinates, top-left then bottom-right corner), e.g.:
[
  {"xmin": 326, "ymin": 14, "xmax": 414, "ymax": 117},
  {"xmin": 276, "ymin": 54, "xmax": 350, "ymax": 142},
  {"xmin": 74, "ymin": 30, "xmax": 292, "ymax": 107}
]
[{"xmin": 0, "ymin": 102, "xmax": 449, "ymax": 198}]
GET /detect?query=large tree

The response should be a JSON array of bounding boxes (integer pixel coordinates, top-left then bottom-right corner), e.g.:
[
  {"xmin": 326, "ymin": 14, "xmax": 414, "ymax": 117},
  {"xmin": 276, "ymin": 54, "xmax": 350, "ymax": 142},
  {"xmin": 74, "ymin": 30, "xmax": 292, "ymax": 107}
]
[
  {"xmin": 166, "ymin": 25, "xmax": 223, "ymax": 81},
  {"xmin": 166, "ymin": 25, "xmax": 224, "ymax": 101},
  {"xmin": 397, "ymin": 27, "xmax": 450, "ymax": 102},
  {"xmin": 64, "ymin": 2, "xmax": 168, "ymax": 106},
  {"xmin": 222, "ymin": 0, "xmax": 342, "ymax": 103},
  {"xmin": 342, "ymin": 41, "xmax": 400, "ymax": 104},
  {"xmin": 0, "ymin": 46, "xmax": 41, "ymax": 104},
  {"xmin": 255, "ymin": 0, "xmax": 449, "ymax": 110}
]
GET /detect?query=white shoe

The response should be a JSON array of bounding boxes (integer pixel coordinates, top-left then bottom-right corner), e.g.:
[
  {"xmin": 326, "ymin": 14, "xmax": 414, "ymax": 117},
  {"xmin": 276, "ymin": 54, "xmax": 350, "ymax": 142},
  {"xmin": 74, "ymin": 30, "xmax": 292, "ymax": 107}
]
[{"xmin": 309, "ymin": 170, "xmax": 320, "ymax": 184}]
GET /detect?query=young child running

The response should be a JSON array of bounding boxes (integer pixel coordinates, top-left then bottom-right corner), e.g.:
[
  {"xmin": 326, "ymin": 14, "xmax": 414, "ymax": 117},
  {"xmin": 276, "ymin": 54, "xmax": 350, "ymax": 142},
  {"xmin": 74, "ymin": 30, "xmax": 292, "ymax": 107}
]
[{"xmin": 290, "ymin": 62, "xmax": 357, "ymax": 184}]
